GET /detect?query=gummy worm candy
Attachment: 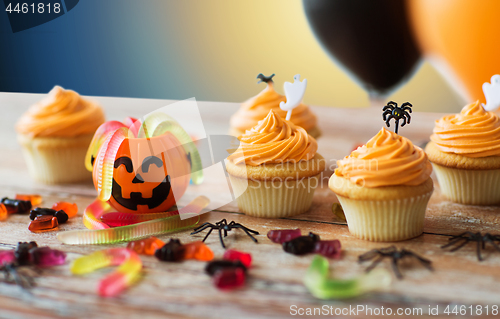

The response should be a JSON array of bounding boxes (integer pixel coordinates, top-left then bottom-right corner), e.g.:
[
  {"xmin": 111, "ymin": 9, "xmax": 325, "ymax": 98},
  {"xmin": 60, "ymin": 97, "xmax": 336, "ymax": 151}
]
[
  {"xmin": 71, "ymin": 248, "xmax": 142, "ymax": 297},
  {"xmin": 93, "ymin": 127, "xmax": 129, "ymax": 202},
  {"xmin": 304, "ymin": 255, "xmax": 391, "ymax": 299},
  {"xmin": 138, "ymin": 112, "xmax": 203, "ymax": 184},
  {"xmin": 100, "ymin": 196, "xmax": 210, "ymax": 227},
  {"xmin": 57, "ymin": 196, "xmax": 207, "ymax": 245},
  {"xmin": 85, "ymin": 120, "xmax": 129, "ymax": 172}
]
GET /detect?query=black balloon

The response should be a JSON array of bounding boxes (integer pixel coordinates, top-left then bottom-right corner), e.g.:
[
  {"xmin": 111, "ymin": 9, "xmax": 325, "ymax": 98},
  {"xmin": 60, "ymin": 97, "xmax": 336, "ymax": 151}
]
[{"xmin": 303, "ymin": 0, "xmax": 421, "ymax": 96}]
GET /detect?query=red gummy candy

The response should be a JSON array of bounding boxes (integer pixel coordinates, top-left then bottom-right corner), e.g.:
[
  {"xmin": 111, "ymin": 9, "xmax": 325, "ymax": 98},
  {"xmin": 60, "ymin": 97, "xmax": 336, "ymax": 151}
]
[
  {"xmin": 0, "ymin": 204, "xmax": 7, "ymax": 221},
  {"xmin": 223, "ymin": 249, "xmax": 252, "ymax": 268},
  {"xmin": 213, "ymin": 268, "xmax": 245, "ymax": 290},
  {"xmin": 28, "ymin": 215, "xmax": 58, "ymax": 232},
  {"xmin": 15, "ymin": 194, "xmax": 42, "ymax": 206},
  {"xmin": 267, "ymin": 229, "xmax": 301, "ymax": 244},
  {"xmin": 127, "ymin": 237, "xmax": 165, "ymax": 256},
  {"xmin": 52, "ymin": 202, "xmax": 78, "ymax": 219},
  {"xmin": 314, "ymin": 240, "xmax": 341, "ymax": 259},
  {"xmin": 30, "ymin": 247, "xmax": 67, "ymax": 267}
]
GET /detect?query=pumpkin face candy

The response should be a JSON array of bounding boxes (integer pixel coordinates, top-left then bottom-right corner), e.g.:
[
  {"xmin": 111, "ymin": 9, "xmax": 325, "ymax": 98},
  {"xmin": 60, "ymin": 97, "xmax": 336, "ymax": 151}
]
[
  {"xmin": 88, "ymin": 115, "xmax": 203, "ymax": 215},
  {"xmin": 106, "ymin": 133, "xmax": 192, "ymax": 214}
]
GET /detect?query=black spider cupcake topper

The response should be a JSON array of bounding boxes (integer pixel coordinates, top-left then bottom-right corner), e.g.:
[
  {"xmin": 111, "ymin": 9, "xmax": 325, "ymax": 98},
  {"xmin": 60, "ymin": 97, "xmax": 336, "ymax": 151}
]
[
  {"xmin": 257, "ymin": 73, "xmax": 275, "ymax": 84},
  {"xmin": 383, "ymin": 101, "xmax": 413, "ymax": 134}
]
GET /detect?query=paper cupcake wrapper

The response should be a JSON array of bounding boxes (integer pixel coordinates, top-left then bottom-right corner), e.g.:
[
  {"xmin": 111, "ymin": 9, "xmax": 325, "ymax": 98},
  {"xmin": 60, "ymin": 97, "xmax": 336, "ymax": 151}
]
[
  {"xmin": 432, "ymin": 164, "xmax": 500, "ymax": 205},
  {"xmin": 336, "ymin": 192, "xmax": 432, "ymax": 242},
  {"xmin": 19, "ymin": 136, "xmax": 92, "ymax": 184},
  {"xmin": 229, "ymin": 174, "xmax": 320, "ymax": 218}
]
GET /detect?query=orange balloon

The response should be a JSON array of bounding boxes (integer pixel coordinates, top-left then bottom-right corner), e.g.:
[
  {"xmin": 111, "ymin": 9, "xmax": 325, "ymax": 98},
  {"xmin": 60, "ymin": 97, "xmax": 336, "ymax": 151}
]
[{"xmin": 408, "ymin": 0, "xmax": 500, "ymax": 102}]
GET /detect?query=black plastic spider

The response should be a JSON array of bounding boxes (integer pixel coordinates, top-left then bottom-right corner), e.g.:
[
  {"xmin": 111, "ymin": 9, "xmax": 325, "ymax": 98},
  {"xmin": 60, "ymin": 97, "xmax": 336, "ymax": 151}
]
[
  {"xmin": 358, "ymin": 246, "xmax": 433, "ymax": 279},
  {"xmin": 383, "ymin": 101, "xmax": 412, "ymax": 134},
  {"xmin": 190, "ymin": 219, "xmax": 259, "ymax": 249},
  {"xmin": 441, "ymin": 232, "xmax": 500, "ymax": 261},
  {"xmin": 257, "ymin": 73, "xmax": 275, "ymax": 84}
]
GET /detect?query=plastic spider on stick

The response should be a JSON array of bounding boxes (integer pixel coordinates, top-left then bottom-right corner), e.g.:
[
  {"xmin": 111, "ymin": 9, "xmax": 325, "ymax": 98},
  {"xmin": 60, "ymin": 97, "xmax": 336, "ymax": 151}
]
[
  {"xmin": 358, "ymin": 246, "xmax": 433, "ymax": 279},
  {"xmin": 441, "ymin": 232, "xmax": 500, "ymax": 261},
  {"xmin": 382, "ymin": 101, "xmax": 412, "ymax": 134},
  {"xmin": 190, "ymin": 219, "xmax": 259, "ymax": 249}
]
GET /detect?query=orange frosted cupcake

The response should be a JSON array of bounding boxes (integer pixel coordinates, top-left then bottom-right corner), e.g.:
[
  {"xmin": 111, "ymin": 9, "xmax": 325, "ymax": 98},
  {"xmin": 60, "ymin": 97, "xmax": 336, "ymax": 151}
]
[
  {"xmin": 229, "ymin": 75, "xmax": 320, "ymax": 138},
  {"xmin": 329, "ymin": 128, "xmax": 433, "ymax": 241},
  {"xmin": 16, "ymin": 86, "xmax": 105, "ymax": 184},
  {"xmin": 227, "ymin": 110, "xmax": 325, "ymax": 218},
  {"xmin": 425, "ymin": 101, "xmax": 500, "ymax": 205}
]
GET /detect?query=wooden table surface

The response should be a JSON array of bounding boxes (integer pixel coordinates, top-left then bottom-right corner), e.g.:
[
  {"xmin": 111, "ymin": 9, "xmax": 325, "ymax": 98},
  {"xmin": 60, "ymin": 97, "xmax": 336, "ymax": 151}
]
[{"xmin": 1, "ymin": 93, "xmax": 500, "ymax": 319}]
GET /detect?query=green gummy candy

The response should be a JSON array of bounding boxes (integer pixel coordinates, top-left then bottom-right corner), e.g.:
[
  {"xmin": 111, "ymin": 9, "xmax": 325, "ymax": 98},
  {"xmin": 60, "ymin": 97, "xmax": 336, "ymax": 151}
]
[{"xmin": 304, "ymin": 255, "xmax": 391, "ymax": 299}]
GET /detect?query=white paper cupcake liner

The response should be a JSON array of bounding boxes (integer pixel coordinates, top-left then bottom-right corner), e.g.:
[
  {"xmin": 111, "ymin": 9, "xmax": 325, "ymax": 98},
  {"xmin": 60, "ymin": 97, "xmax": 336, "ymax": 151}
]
[
  {"xmin": 19, "ymin": 135, "xmax": 92, "ymax": 184},
  {"xmin": 432, "ymin": 163, "xmax": 500, "ymax": 205},
  {"xmin": 336, "ymin": 192, "xmax": 433, "ymax": 242},
  {"xmin": 229, "ymin": 174, "xmax": 320, "ymax": 218}
]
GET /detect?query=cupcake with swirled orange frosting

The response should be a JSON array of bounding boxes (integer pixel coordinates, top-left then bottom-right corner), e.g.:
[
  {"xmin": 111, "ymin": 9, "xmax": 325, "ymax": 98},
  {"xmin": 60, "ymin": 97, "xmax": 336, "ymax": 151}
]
[
  {"xmin": 229, "ymin": 75, "xmax": 320, "ymax": 138},
  {"xmin": 425, "ymin": 101, "xmax": 500, "ymax": 205},
  {"xmin": 227, "ymin": 110, "xmax": 325, "ymax": 218},
  {"xmin": 16, "ymin": 86, "xmax": 105, "ymax": 184},
  {"xmin": 329, "ymin": 128, "xmax": 433, "ymax": 241}
]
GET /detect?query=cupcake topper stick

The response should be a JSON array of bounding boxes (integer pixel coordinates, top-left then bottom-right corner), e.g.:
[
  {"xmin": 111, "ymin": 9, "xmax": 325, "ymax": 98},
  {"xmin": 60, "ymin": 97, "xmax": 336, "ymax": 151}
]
[
  {"xmin": 482, "ymin": 74, "xmax": 500, "ymax": 111},
  {"xmin": 257, "ymin": 73, "xmax": 275, "ymax": 84},
  {"xmin": 382, "ymin": 101, "xmax": 412, "ymax": 134},
  {"xmin": 280, "ymin": 74, "xmax": 308, "ymax": 121}
]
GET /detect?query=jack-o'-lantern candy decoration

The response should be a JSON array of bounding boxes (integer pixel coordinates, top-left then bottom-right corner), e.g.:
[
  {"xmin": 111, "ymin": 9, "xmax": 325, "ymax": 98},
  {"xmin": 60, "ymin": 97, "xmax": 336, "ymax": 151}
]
[{"xmin": 86, "ymin": 114, "xmax": 203, "ymax": 215}]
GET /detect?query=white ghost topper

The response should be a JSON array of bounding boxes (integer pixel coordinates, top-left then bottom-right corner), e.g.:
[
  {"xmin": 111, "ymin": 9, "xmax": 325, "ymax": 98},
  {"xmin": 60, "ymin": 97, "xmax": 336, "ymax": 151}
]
[
  {"xmin": 482, "ymin": 74, "xmax": 500, "ymax": 111},
  {"xmin": 280, "ymin": 74, "xmax": 307, "ymax": 121}
]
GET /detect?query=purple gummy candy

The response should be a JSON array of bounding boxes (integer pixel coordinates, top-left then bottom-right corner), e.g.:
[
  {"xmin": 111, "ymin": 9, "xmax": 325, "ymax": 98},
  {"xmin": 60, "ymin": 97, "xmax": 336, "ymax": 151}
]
[
  {"xmin": 267, "ymin": 229, "xmax": 302, "ymax": 244},
  {"xmin": 314, "ymin": 240, "xmax": 341, "ymax": 259},
  {"xmin": 0, "ymin": 250, "xmax": 15, "ymax": 265},
  {"xmin": 30, "ymin": 247, "xmax": 66, "ymax": 267}
]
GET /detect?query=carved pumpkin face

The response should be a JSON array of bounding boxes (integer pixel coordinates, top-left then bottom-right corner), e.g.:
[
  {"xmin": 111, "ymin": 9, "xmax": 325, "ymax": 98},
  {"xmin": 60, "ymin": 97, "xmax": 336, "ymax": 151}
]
[{"xmin": 107, "ymin": 133, "xmax": 191, "ymax": 214}]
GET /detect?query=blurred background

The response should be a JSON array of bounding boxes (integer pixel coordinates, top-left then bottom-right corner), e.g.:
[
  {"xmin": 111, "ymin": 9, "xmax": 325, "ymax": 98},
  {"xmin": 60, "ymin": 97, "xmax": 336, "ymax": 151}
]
[{"xmin": 1, "ymin": 0, "xmax": 499, "ymax": 112}]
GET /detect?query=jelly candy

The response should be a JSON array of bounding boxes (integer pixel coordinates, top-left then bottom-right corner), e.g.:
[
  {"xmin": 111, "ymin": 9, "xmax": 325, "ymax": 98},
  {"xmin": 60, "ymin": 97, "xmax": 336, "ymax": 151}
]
[
  {"xmin": 101, "ymin": 211, "xmax": 180, "ymax": 227},
  {"xmin": 205, "ymin": 260, "xmax": 247, "ymax": 276},
  {"xmin": 52, "ymin": 202, "xmax": 78, "ymax": 219},
  {"xmin": 28, "ymin": 215, "xmax": 58, "ymax": 232},
  {"xmin": 206, "ymin": 251, "xmax": 251, "ymax": 290},
  {"xmin": 30, "ymin": 208, "xmax": 68, "ymax": 224},
  {"xmin": 223, "ymin": 250, "xmax": 252, "ymax": 268},
  {"xmin": 71, "ymin": 248, "xmax": 142, "ymax": 297},
  {"xmin": 283, "ymin": 232, "xmax": 320, "ymax": 255},
  {"xmin": 267, "ymin": 229, "xmax": 301, "ymax": 244},
  {"xmin": 30, "ymin": 207, "xmax": 57, "ymax": 219},
  {"xmin": 15, "ymin": 194, "xmax": 42, "ymax": 206},
  {"xmin": 127, "ymin": 237, "xmax": 165, "ymax": 256},
  {"xmin": 1, "ymin": 197, "xmax": 31, "ymax": 214},
  {"xmin": 155, "ymin": 239, "xmax": 185, "ymax": 262},
  {"xmin": 29, "ymin": 247, "xmax": 66, "ymax": 267},
  {"xmin": 54, "ymin": 210, "xmax": 69, "ymax": 224},
  {"xmin": 0, "ymin": 250, "xmax": 15, "ymax": 265},
  {"xmin": 213, "ymin": 268, "xmax": 245, "ymax": 290},
  {"xmin": 0, "ymin": 203, "xmax": 7, "ymax": 221},
  {"xmin": 304, "ymin": 255, "xmax": 391, "ymax": 299},
  {"xmin": 314, "ymin": 240, "xmax": 342, "ymax": 259},
  {"xmin": 152, "ymin": 239, "xmax": 214, "ymax": 262},
  {"xmin": 58, "ymin": 197, "xmax": 204, "ymax": 245},
  {"xmin": 15, "ymin": 242, "xmax": 38, "ymax": 265},
  {"xmin": 183, "ymin": 241, "xmax": 214, "ymax": 261}
]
